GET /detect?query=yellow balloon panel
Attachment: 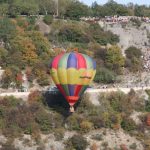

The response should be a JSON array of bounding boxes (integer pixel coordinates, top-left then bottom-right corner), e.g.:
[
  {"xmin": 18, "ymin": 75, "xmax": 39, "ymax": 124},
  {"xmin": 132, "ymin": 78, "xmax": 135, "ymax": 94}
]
[
  {"xmin": 50, "ymin": 68, "xmax": 59, "ymax": 84},
  {"xmin": 57, "ymin": 68, "xmax": 67, "ymax": 84},
  {"xmin": 67, "ymin": 68, "xmax": 79, "ymax": 85}
]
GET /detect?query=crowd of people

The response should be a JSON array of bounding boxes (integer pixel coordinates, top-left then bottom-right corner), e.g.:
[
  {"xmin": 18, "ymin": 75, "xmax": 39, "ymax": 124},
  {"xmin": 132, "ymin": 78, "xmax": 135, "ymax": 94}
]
[{"xmin": 80, "ymin": 16, "xmax": 150, "ymax": 24}]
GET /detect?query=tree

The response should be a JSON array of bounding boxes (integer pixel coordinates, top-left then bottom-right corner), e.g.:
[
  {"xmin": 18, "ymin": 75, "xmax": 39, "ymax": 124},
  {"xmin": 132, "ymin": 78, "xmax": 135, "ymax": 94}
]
[
  {"xmin": 0, "ymin": 3, "xmax": 8, "ymax": 15},
  {"xmin": 10, "ymin": 36, "xmax": 38, "ymax": 67},
  {"xmin": 1, "ymin": 68, "xmax": 13, "ymax": 88},
  {"xmin": 134, "ymin": 5, "xmax": 145, "ymax": 17},
  {"xmin": 8, "ymin": 0, "xmax": 39, "ymax": 16},
  {"xmin": 38, "ymin": 0, "xmax": 55, "ymax": 15},
  {"xmin": 105, "ymin": 45, "xmax": 125, "ymax": 74},
  {"xmin": 65, "ymin": 1, "xmax": 91, "ymax": 20},
  {"xmin": 104, "ymin": 0, "xmax": 128, "ymax": 16},
  {"xmin": 92, "ymin": 2, "xmax": 106, "ymax": 17},
  {"xmin": 0, "ymin": 18, "xmax": 17, "ymax": 42},
  {"xmin": 56, "ymin": 0, "xmax": 72, "ymax": 17},
  {"xmin": 1, "ymin": 66, "xmax": 20, "ymax": 88}
]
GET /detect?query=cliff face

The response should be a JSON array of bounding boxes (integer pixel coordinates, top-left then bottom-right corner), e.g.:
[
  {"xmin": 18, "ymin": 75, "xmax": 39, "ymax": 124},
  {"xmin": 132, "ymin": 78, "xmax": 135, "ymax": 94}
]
[{"xmin": 104, "ymin": 22, "xmax": 150, "ymax": 55}]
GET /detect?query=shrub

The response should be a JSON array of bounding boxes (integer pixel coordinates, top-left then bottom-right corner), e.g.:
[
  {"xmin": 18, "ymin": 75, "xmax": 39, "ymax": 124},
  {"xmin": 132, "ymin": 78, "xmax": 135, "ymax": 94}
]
[
  {"xmin": 35, "ymin": 109, "xmax": 52, "ymax": 133},
  {"xmin": 43, "ymin": 15, "xmax": 53, "ymax": 25},
  {"xmin": 105, "ymin": 45, "xmax": 125, "ymax": 74},
  {"xmin": 54, "ymin": 128, "xmax": 65, "ymax": 141},
  {"xmin": 65, "ymin": 134, "xmax": 88, "ymax": 150},
  {"xmin": 101, "ymin": 141, "xmax": 108, "ymax": 148},
  {"xmin": 125, "ymin": 46, "xmax": 142, "ymax": 72},
  {"xmin": 90, "ymin": 116, "xmax": 105, "ymax": 129},
  {"xmin": 80, "ymin": 120, "xmax": 93, "ymax": 133},
  {"xmin": 94, "ymin": 67, "xmax": 116, "ymax": 84},
  {"xmin": 91, "ymin": 134, "xmax": 103, "ymax": 141},
  {"xmin": 28, "ymin": 90, "xmax": 43, "ymax": 104},
  {"xmin": 0, "ymin": 96, "xmax": 20, "ymax": 108},
  {"xmin": 121, "ymin": 118, "xmax": 137, "ymax": 132},
  {"xmin": 145, "ymin": 100, "xmax": 150, "ymax": 112},
  {"xmin": 125, "ymin": 46, "xmax": 142, "ymax": 59},
  {"xmin": 1, "ymin": 143, "xmax": 19, "ymax": 150},
  {"xmin": 58, "ymin": 24, "xmax": 90, "ymax": 43},
  {"xmin": 130, "ymin": 18, "xmax": 141, "ymax": 27},
  {"xmin": 66, "ymin": 113, "xmax": 81, "ymax": 130},
  {"xmin": 129, "ymin": 143, "xmax": 137, "ymax": 149}
]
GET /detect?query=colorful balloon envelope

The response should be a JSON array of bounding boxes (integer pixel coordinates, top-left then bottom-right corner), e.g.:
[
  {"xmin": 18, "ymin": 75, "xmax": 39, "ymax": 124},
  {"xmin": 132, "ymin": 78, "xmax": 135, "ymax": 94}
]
[{"xmin": 50, "ymin": 52, "xmax": 96, "ymax": 112}]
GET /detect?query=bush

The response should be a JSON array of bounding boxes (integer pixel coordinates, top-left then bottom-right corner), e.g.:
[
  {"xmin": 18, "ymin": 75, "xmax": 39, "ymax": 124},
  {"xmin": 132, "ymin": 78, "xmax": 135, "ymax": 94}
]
[
  {"xmin": 125, "ymin": 46, "xmax": 142, "ymax": 72},
  {"xmin": 35, "ymin": 109, "xmax": 52, "ymax": 133},
  {"xmin": 80, "ymin": 120, "xmax": 93, "ymax": 133},
  {"xmin": 90, "ymin": 116, "xmax": 105, "ymax": 129},
  {"xmin": 28, "ymin": 90, "xmax": 43, "ymax": 104},
  {"xmin": 145, "ymin": 100, "xmax": 150, "ymax": 112},
  {"xmin": 94, "ymin": 68, "xmax": 116, "ymax": 84},
  {"xmin": 1, "ymin": 143, "xmax": 19, "ymax": 150},
  {"xmin": 65, "ymin": 134, "xmax": 88, "ymax": 150},
  {"xmin": 43, "ymin": 15, "xmax": 53, "ymax": 25},
  {"xmin": 66, "ymin": 113, "xmax": 81, "ymax": 130},
  {"xmin": 58, "ymin": 24, "xmax": 90, "ymax": 43},
  {"xmin": 91, "ymin": 134, "xmax": 103, "ymax": 141},
  {"xmin": 130, "ymin": 18, "xmax": 141, "ymax": 27},
  {"xmin": 54, "ymin": 128, "xmax": 65, "ymax": 141},
  {"xmin": 125, "ymin": 46, "xmax": 142, "ymax": 59},
  {"xmin": 129, "ymin": 143, "xmax": 137, "ymax": 149},
  {"xmin": 121, "ymin": 118, "xmax": 137, "ymax": 132}
]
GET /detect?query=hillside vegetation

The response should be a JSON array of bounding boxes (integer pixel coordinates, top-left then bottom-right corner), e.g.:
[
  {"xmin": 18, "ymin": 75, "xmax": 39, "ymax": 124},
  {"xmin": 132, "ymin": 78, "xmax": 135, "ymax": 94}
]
[{"xmin": 0, "ymin": 89, "xmax": 149, "ymax": 149}]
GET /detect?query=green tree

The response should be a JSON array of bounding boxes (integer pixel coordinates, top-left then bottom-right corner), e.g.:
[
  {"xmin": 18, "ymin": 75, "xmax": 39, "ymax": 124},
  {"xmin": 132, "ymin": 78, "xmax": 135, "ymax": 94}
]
[
  {"xmin": 65, "ymin": 1, "xmax": 91, "ymax": 20},
  {"xmin": 38, "ymin": 0, "xmax": 55, "ymax": 15},
  {"xmin": 0, "ymin": 3, "xmax": 8, "ymax": 15},
  {"xmin": 0, "ymin": 18, "xmax": 17, "ymax": 42},
  {"xmin": 58, "ymin": 0, "xmax": 72, "ymax": 17},
  {"xmin": 9, "ymin": 0, "xmax": 39, "ymax": 16},
  {"xmin": 92, "ymin": 2, "xmax": 106, "ymax": 17},
  {"xmin": 134, "ymin": 5, "xmax": 145, "ymax": 17},
  {"xmin": 105, "ymin": 45, "xmax": 125, "ymax": 74},
  {"xmin": 104, "ymin": 0, "xmax": 128, "ymax": 16}
]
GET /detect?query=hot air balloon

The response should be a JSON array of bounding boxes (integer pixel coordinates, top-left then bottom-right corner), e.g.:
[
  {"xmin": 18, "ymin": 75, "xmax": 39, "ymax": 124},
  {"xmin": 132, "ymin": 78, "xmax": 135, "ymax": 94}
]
[{"xmin": 50, "ymin": 51, "xmax": 96, "ymax": 112}]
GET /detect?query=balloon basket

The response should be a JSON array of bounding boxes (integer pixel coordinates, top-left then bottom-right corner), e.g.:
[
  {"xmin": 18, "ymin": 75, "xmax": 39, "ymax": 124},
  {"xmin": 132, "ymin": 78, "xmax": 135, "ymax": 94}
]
[{"xmin": 70, "ymin": 106, "xmax": 74, "ymax": 113}]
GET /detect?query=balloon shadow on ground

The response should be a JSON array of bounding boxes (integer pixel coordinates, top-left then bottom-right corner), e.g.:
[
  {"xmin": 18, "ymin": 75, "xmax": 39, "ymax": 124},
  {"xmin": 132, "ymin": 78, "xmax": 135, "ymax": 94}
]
[{"xmin": 43, "ymin": 91, "xmax": 81, "ymax": 117}]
